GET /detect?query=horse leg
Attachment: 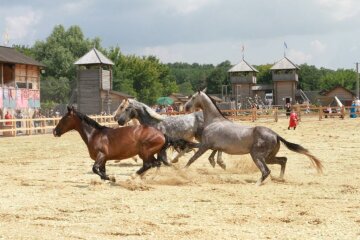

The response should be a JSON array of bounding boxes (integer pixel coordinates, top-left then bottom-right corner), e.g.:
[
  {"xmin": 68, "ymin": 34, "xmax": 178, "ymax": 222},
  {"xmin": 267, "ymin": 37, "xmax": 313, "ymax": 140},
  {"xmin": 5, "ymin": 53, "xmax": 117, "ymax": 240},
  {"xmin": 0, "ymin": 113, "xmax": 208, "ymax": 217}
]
[
  {"xmin": 208, "ymin": 150, "xmax": 217, "ymax": 167},
  {"xmin": 264, "ymin": 141, "xmax": 287, "ymax": 179},
  {"xmin": 92, "ymin": 153, "xmax": 110, "ymax": 181},
  {"xmin": 171, "ymin": 148, "xmax": 187, "ymax": 163},
  {"xmin": 216, "ymin": 151, "xmax": 226, "ymax": 170},
  {"xmin": 158, "ymin": 148, "xmax": 171, "ymax": 166},
  {"xmin": 185, "ymin": 146, "xmax": 209, "ymax": 168},
  {"xmin": 250, "ymin": 152, "xmax": 271, "ymax": 186},
  {"xmin": 136, "ymin": 161, "xmax": 152, "ymax": 176},
  {"xmin": 151, "ymin": 155, "xmax": 162, "ymax": 168}
]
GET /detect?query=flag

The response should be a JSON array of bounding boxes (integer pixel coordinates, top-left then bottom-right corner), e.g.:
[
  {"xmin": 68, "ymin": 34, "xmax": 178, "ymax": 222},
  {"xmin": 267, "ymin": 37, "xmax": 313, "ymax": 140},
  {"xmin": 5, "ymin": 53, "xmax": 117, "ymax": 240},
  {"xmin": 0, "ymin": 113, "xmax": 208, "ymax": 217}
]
[{"xmin": 284, "ymin": 41, "xmax": 288, "ymax": 49}]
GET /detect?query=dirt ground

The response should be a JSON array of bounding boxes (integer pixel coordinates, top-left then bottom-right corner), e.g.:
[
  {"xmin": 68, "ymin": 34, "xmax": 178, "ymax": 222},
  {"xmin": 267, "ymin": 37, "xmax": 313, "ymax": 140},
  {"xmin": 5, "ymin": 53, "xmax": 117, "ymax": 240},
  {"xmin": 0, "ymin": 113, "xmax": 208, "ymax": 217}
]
[{"xmin": 0, "ymin": 117, "xmax": 359, "ymax": 239}]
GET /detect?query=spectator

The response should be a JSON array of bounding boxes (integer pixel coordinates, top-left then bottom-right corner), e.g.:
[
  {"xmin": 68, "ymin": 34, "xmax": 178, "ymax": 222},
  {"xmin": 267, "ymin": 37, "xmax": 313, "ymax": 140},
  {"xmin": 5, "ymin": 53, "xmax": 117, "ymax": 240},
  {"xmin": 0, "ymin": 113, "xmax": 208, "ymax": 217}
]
[
  {"xmin": 33, "ymin": 109, "xmax": 41, "ymax": 128},
  {"xmin": 5, "ymin": 111, "xmax": 12, "ymax": 126},
  {"xmin": 159, "ymin": 105, "xmax": 166, "ymax": 114},
  {"xmin": 285, "ymin": 103, "xmax": 291, "ymax": 118},
  {"xmin": 167, "ymin": 105, "xmax": 173, "ymax": 113},
  {"xmin": 15, "ymin": 110, "xmax": 23, "ymax": 133},
  {"xmin": 288, "ymin": 109, "xmax": 299, "ymax": 130}
]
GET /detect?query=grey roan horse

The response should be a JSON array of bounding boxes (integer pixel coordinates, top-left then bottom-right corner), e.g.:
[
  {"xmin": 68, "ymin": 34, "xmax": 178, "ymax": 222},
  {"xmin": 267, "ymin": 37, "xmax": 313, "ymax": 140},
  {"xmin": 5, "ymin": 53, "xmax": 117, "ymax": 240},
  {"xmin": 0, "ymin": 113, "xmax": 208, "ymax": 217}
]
[
  {"xmin": 113, "ymin": 99, "xmax": 226, "ymax": 169},
  {"xmin": 184, "ymin": 90, "xmax": 323, "ymax": 185}
]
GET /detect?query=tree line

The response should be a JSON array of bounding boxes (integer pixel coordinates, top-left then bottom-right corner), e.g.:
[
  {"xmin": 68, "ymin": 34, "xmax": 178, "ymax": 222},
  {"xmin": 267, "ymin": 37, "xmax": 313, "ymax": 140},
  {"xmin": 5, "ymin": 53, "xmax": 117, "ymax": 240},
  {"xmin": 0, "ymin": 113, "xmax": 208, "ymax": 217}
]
[{"xmin": 14, "ymin": 25, "xmax": 358, "ymax": 108}]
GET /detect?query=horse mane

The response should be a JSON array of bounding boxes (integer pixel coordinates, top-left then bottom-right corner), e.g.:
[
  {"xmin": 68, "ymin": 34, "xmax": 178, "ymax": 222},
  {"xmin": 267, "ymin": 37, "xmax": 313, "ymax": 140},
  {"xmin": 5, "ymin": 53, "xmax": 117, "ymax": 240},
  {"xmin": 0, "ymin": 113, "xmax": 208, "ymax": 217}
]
[
  {"xmin": 203, "ymin": 92, "xmax": 228, "ymax": 120},
  {"xmin": 128, "ymin": 99, "xmax": 166, "ymax": 121},
  {"xmin": 74, "ymin": 110, "xmax": 107, "ymax": 130}
]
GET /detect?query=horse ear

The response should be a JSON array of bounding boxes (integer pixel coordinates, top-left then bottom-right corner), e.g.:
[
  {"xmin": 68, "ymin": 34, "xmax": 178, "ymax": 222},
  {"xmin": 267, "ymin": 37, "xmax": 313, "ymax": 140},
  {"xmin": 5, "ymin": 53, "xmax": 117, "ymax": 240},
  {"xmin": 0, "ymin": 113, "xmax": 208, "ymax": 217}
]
[
  {"xmin": 67, "ymin": 106, "xmax": 71, "ymax": 112},
  {"xmin": 202, "ymin": 87, "xmax": 207, "ymax": 93}
]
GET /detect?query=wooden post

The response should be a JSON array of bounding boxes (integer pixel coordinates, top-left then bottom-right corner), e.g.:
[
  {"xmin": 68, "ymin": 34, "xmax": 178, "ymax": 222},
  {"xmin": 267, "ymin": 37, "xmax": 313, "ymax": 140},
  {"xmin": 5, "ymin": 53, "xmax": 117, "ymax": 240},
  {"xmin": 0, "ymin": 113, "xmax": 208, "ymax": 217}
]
[
  {"xmin": 41, "ymin": 119, "xmax": 46, "ymax": 134},
  {"xmin": 341, "ymin": 105, "xmax": 345, "ymax": 119},
  {"xmin": 252, "ymin": 107, "xmax": 256, "ymax": 122},
  {"xmin": 274, "ymin": 108, "xmax": 278, "ymax": 122},
  {"xmin": 14, "ymin": 119, "xmax": 17, "ymax": 137},
  {"xmin": 319, "ymin": 106, "xmax": 322, "ymax": 120}
]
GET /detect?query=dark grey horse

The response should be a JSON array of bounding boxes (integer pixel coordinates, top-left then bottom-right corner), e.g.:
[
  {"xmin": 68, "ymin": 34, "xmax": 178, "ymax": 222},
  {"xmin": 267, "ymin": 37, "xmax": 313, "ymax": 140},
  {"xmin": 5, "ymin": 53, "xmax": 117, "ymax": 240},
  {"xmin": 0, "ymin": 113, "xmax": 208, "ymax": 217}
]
[
  {"xmin": 113, "ymin": 99, "xmax": 226, "ymax": 169},
  {"xmin": 184, "ymin": 90, "xmax": 323, "ymax": 185}
]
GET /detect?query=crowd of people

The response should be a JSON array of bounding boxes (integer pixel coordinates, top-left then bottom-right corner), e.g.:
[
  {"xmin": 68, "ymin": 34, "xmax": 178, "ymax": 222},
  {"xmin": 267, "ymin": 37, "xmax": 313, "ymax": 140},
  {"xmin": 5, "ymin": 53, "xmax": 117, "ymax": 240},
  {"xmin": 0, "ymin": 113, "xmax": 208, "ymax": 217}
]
[{"xmin": 154, "ymin": 104, "xmax": 177, "ymax": 114}]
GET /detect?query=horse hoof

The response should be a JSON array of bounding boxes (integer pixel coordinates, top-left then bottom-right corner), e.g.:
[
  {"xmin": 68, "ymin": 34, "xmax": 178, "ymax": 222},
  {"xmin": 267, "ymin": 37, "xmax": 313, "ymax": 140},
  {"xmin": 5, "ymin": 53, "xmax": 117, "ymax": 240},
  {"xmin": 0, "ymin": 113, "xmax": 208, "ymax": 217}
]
[
  {"xmin": 255, "ymin": 179, "xmax": 263, "ymax": 186},
  {"xmin": 109, "ymin": 176, "xmax": 116, "ymax": 182},
  {"xmin": 171, "ymin": 159, "xmax": 179, "ymax": 163},
  {"xmin": 208, "ymin": 158, "xmax": 215, "ymax": 168},
  {"xmin": 130, "ymin": 173, "xmax": 138, "ymax": 180},
  {"xmin": 218, "ymin": 163, "xmax": 226, "ymax": 170}
]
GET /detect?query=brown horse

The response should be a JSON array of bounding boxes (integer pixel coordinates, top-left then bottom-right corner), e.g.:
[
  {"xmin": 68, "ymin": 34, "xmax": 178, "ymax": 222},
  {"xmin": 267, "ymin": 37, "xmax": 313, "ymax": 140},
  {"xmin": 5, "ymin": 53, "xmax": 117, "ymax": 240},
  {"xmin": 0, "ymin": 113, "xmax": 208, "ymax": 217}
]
[{"xmin": 53, "ymin": 106, "xmax": 167, "ymax": 181}]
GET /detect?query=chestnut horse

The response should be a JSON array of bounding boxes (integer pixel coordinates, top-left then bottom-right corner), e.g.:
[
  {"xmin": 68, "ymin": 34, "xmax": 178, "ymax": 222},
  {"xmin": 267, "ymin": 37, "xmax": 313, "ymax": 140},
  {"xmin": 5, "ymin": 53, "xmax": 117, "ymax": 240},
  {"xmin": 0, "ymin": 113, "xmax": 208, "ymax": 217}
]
[{"xmin": 53, "ymin": 106, "xmax": 167, "ymax": 181}]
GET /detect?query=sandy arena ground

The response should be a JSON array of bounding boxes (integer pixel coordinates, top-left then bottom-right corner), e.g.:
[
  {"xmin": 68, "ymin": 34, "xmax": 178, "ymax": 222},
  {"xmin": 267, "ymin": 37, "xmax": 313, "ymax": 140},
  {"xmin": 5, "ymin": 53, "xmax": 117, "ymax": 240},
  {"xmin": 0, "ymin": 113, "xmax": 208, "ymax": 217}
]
[{"xmin": 0, "ymin": 117, "xmax": 359, "ymax": 239}]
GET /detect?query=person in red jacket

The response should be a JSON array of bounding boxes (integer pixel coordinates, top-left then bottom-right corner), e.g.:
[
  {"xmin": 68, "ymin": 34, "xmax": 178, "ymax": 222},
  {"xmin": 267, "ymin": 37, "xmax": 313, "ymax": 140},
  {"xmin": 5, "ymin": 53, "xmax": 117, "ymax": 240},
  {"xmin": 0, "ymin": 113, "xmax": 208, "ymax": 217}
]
[
  {"xmin": 288, "ymin": 109, "xmax": 299, "ymax": 130},
  {"xmin": 5, "ymin": 111, "xmax": 13, "ymax": 126}
]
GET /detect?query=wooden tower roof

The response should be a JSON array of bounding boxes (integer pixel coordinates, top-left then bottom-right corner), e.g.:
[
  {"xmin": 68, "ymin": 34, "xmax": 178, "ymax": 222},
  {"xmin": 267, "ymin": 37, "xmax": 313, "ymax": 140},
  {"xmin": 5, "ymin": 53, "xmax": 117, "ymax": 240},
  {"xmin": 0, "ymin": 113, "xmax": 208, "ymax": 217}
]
[
  {"xmin": 270, "ymin": 56, "xmax": 299, "ymax": 70},
  {"xmin": 228, "ymin": 59, "xmax": 258, "ymax": 73},
  {"xmin": 74, "ymin": 48, "xmax": 114, "ymax": 65}
]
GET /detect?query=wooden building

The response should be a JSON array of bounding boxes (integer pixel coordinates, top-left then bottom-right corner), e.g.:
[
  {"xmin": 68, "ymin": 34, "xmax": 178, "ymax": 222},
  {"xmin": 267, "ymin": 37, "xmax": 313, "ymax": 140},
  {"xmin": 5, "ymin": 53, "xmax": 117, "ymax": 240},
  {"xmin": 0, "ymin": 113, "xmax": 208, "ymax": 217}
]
[
  {"xmin": 270, "ymin": 56, "xmax": 299, "ymax": 105},
  {"xmin": 0, "ymin": 46, "xmax": 44, "ymax": 117},
  {"xmin": 228, "ymin": 58, "xmax": 259, "ymax": 107},
  {"xmin": 74, "ymin": 48, "xmax": 133, "ymax": 115},
  {"xmin": 318, "ymin": 86, "xmax": 356, "ymax": 106}
]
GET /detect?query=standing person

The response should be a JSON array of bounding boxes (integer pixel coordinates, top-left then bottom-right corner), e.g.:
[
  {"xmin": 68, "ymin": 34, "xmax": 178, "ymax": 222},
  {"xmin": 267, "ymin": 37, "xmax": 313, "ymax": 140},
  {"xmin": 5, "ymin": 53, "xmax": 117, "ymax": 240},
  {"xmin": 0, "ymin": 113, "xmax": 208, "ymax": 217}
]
[
  {"xmin": 167, "ymin": 105, "xmax": 173, "ymax": 113},
  {"xmin": 288, "ymin": 109, "xmax": 299, "ymax": 130},
  {"xmin": 5, "ymin": 111, "xmax": 12, "ymax": 126},
  {"xmin": 285, "ymin": 102, "xmax": 291, "ymax": 118},
  {"xmin": 15, "ymin": 110, "xmax": 23, "ymax": 134}
]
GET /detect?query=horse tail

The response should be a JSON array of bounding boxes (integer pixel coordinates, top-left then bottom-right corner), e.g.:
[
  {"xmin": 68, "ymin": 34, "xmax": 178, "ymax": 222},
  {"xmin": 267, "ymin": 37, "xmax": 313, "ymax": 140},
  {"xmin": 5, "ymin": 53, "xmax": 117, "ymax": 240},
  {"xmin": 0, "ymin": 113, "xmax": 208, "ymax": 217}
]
[
  {"xmin": 164, "ymin": 135, "xmax": 199, "ymax": 152},
  {"xmin": 277, "ymin": 135, "xmax": 323, "ymax": 174}
]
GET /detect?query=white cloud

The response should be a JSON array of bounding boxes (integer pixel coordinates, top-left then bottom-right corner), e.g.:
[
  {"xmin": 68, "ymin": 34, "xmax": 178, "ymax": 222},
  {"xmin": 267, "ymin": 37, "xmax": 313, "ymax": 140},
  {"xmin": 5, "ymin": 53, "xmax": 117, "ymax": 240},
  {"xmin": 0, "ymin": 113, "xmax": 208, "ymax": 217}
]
[
  {"xmin": 159, "ymin": 0, "xmax": 218, "ymax": 15},
  {"xmin": 287, "ymin": 49, "xmax": 312, "ymax": 64},
  {"xmin": 316, "ymin": 0, "xmax": 360, "ymax": 20},
  {"xmin": 61, "ymin": 0, "xmax": 95, "ymax": 14},
  {"xmin": 310, "ymin": 40, "xmax": 327, "ymax": 52},
  {"xmin": 142, "ymin": 45, "xmax": 185, "ymax": 62},
  {"xmin": 5, "ymin": 10, "xmax": 41, "ymax": 42}
]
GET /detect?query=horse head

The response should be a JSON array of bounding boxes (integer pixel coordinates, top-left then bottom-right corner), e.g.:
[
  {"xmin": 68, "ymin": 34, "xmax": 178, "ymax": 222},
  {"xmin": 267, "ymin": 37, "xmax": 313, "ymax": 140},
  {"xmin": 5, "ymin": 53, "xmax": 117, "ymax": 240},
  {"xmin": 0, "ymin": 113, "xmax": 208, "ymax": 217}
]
[
  {"xmin": 117, "ymin": 105, "xmax": 137, "ymax": 126},
  {"xmin": 113, "ymin": 98, "xmax": 130, "ymax": 121},
  {"xmin": 53, "ymin": 106, "xmax": 78, "ymax": 137},
  {"xmin": 185, "ymin": 90, "xmax": 204, "ymax": 112}
]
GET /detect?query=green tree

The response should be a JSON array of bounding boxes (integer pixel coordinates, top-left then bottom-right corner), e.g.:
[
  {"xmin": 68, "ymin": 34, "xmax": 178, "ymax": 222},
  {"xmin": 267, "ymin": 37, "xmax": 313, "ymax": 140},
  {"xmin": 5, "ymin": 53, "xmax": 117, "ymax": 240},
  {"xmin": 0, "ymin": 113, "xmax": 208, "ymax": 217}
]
[
  {"xmin": 298, "ymin": 64, "xmax": 324, "ymax": 90},
  {"xmin": 178, "ymin": 81, "xmax": 194, "ymax": 96},
  {"xmin": 319, "ymin": 69, "xmax": 356, "ymax": 90},
  {"xmin": 32, "ymin": 25, "xmax": 100, "ymax": 103},
  {"xmin": 40, "ymin": 76, "xmax": 70, "ymax": 103},
  {"xmin": 206, "ymin": 61, "xmax": 231, "ymax": 94},
  {"xmin": 255, "ymin": 64, "xmax": 272, "ymax": 85}
]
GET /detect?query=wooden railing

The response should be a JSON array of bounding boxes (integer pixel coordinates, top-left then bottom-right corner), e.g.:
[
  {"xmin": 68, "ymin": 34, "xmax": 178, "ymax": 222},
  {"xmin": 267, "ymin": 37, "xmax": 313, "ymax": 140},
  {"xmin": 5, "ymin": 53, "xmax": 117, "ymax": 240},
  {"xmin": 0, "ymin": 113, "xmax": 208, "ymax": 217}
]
[
  {"xmin": 0, "ymin": 106, "xmax": 357, "ymax": 137},
  {"xmin": 0, "ymin": 115, "xmax": 118, "ymax": 137}
]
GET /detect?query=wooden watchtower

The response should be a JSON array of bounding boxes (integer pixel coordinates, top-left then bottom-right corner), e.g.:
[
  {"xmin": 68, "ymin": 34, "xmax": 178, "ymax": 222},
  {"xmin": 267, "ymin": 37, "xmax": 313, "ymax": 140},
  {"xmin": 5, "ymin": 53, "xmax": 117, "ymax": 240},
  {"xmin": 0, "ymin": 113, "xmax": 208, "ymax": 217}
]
[
  {"xmin": 270, "ymin": 56, "xmax": 299, "ymax": 105},
  {"xmin": 228, "ymin": 58, "xmax": 258, "ymax": 107},
  {"xmin": 74, "ymin": 48, "xmax": 114, "ymax": 115}
]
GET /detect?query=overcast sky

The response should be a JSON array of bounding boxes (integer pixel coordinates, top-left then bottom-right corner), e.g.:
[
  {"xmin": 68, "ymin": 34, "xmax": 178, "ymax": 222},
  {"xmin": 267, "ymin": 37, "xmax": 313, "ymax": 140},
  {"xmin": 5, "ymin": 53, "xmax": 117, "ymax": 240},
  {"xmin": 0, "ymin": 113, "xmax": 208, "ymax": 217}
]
[{"xmin": 1, "ymin": 0, "xmax": 360, "ymax": 70}]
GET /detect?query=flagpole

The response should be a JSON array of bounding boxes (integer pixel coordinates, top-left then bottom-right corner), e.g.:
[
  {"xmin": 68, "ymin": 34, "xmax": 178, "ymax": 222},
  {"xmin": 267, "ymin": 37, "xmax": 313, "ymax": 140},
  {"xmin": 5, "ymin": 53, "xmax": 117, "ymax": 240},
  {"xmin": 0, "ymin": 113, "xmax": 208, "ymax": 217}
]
[{"xmin": 241, "ymin": 44, "xmax": 244, "ymax": 60}]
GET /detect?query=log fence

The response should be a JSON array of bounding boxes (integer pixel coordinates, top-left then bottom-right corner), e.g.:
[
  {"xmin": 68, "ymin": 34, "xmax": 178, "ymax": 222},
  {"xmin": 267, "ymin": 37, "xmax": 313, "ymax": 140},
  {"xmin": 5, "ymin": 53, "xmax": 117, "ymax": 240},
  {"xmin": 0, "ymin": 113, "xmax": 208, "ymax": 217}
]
[{"xmin": 0, "ymin": 106, "xmax": 356, "ymax": 137}]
